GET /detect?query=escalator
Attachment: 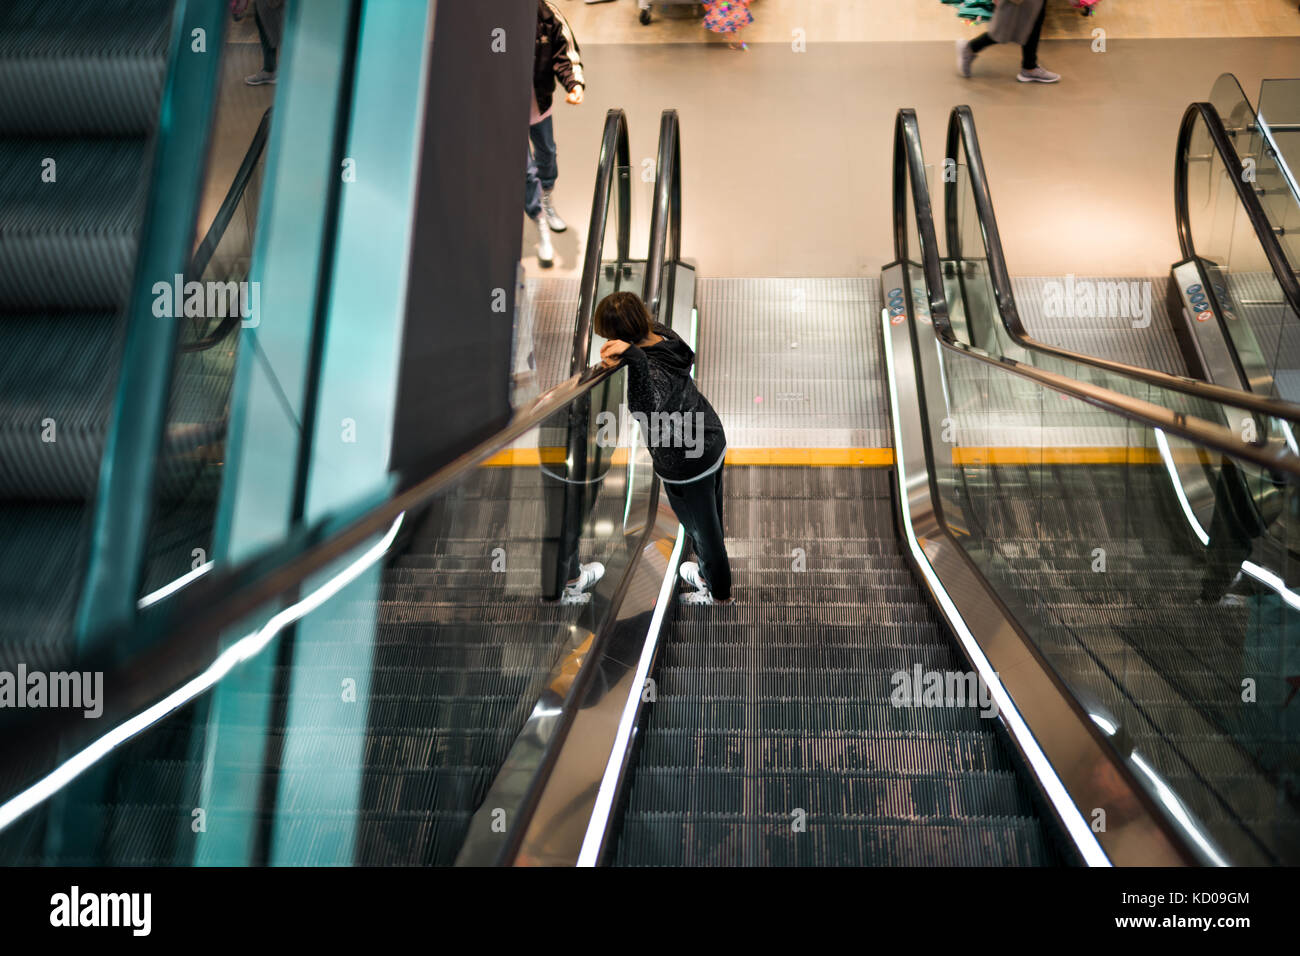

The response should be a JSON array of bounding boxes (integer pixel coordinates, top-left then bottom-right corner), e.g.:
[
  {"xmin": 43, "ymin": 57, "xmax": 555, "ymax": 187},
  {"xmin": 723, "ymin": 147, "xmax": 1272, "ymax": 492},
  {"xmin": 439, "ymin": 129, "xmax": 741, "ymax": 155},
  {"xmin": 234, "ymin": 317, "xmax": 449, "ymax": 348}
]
[
  {"xmin": 0, "ymin": 1, "xmax": 255, "ymax": 673},
  {"xmin": 897, "ymin": 107, "xmax": 1300, "ymax": 865},
  {"xmin": 0, "ymin": 106, "xmax": 680, "ymax": 866},
  {"xmin": 2, "ymin": 104, "xmax": 1298, "ymax": 869},
  {"xmin": 611, "ymin": 464, "xmax": 1067, "ymax": 866},
  {"xmin": 0, "ymin": 1, "xmax": 177, "ymax": 668},
  {"xmin": 1169, "ymin": 75, "xmax": 1300, "ymax": 403}
]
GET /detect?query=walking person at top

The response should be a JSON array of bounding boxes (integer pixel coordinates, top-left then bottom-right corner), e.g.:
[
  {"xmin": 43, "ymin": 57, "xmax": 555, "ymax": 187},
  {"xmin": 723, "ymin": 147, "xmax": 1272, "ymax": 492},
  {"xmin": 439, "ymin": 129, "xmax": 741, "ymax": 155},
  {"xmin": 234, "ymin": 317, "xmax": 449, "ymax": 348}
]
[
  {"xmin": 957, "ymin": 0, "xmax": 1060, "ymax": 84},
  {"xmin": 526, "ymin": 0, "xmax": 585, "ymax": 268}
]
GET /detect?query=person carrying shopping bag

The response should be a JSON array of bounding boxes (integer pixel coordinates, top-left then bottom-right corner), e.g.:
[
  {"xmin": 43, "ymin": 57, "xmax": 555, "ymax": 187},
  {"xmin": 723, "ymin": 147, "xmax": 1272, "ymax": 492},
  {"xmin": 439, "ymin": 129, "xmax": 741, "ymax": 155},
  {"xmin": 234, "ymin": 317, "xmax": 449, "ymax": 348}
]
[{"xmin": 957, "ymin": 0, "xmax": 1060, "ymax": 83}]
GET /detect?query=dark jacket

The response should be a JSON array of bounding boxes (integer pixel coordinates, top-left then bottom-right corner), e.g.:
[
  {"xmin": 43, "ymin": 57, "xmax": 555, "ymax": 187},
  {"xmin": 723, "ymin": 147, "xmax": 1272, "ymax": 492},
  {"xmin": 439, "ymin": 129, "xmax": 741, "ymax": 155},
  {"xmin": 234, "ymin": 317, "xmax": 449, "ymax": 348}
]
[
  {"xmin": 622, "ymin": 323, "xmax": 726, "ymax": 483},
  {"xmin": 534, "ymin": 1, "xmax": 584, "ymax": 117}
]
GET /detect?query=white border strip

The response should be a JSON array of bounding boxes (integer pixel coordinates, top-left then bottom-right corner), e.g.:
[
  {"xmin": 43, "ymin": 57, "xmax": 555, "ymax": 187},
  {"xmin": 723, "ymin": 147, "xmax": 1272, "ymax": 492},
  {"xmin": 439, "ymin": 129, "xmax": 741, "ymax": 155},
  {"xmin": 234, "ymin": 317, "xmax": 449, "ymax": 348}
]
[
  {"xmin": 0, "ymin": 513, "xmax": 404, "ymax": 833},
  {"xmin": 882, "ymin": 309, "xmax": 1112, "ymax": 867},
  {"xmin": 576, "ymin": 527, "xmax": 685, "ymax": 867},
  {"xmin": 137, "ymin": 561, "xmax": 214, "ymax": 609}
]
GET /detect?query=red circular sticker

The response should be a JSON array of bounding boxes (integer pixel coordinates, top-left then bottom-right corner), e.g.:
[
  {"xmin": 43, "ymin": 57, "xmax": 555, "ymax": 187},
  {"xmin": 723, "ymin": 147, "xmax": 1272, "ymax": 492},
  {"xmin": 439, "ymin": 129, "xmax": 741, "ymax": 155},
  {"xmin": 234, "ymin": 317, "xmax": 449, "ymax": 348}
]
[
  {"xmin": 891, "ymin": 314, "xmax": 905, "ymax": 325},
  {"xmin": 1196, "ymin": 310, "xmax": 1212, "ymax": 323}
]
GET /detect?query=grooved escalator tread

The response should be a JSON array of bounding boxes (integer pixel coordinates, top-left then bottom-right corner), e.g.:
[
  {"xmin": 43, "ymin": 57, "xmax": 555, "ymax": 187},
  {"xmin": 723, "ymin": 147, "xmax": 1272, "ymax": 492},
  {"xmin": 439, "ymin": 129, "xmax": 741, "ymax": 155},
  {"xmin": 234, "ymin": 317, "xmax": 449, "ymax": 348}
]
[{"xmin": 0, "ymin": 139, "xmax": 151, "ymax": 310}]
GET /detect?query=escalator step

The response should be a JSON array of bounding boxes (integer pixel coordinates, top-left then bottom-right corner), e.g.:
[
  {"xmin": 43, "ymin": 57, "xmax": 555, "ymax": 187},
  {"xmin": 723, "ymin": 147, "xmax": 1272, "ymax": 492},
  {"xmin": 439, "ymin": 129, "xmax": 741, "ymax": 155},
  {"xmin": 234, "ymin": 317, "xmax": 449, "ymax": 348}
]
[
  {"xmin": 634, "ymin": 730, "xmax": 1021, "ymax": 776},
  {"xmin": 0, "ymin": 139, "xmax": 149, "ymax": 310},
  {"xmin": 614, "ymin": 814, "xmax": 1057, "ymax": 866},
  {"xmin": 625, "ymin": 767, "xmax": 1038, "ymax": 818},
  {"xmin": 0, "ymin": 0, "xmax": 172, "ymax": 136},
  {"xmin": 645, "ymin": 698, "xmax": 997, "ymax": 735}
]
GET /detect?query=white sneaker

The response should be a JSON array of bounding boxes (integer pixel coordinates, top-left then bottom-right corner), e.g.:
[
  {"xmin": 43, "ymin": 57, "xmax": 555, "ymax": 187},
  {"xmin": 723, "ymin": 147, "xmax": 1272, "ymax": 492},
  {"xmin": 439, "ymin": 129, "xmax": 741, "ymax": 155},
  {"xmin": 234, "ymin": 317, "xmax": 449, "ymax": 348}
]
[
  {"xmin": 535, "ymin": 216, "xmax": 554, "ymax": 268},
  {"xmin": 561, "ymin": 561, "xmax": 604, "ymax": 604},
  {"xmin": 541, "ymin": 191, "xmax": 567, "ymax": 233},
  {"xmin": 956, "ymin": 39, "xmax": 974, "ymax": 78},
  {"xmin": 680, "ymin": 589, "xmax": 733, "ymax": 606},
  {"xmin": 245, "ymin": 70, "xmax": 277, "ymax": 86},
  {"xmin": 1017, "ymin": 66, "xmax": 1060, "ymax": 84},
  {"xmin": 679, "ymin": 561, "xmax": 707, "ymax": 591}
]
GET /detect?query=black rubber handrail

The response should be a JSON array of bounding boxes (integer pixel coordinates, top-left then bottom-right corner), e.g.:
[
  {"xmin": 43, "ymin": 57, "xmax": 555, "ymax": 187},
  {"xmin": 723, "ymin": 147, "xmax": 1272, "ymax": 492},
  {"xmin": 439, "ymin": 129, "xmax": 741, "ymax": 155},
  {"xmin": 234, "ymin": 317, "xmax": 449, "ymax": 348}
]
[
  {"xmin": 571, "ymin": 109, "xmax": 630, "ymax": 375},
  {"xmin": 643, "ymin": 109, "xmax": 682, "ymax": 319},
  {"xmin": 895, "ymin": 109, "xmax": 1300, "ymax": 482},
  {"xmin": 181, "ymin": 107, "xmax": 272, "ymax": 353},
  {"xmin": 1176, "ymin": 102, "xmax": 1300, "ymax": 286},
  {"xmin": 0, "ymin": 359, "xmax": 624, "ymax": 827},
  {"xmin": 943, "ymin": 104, "xmax": 1300, "ymax": 425}
]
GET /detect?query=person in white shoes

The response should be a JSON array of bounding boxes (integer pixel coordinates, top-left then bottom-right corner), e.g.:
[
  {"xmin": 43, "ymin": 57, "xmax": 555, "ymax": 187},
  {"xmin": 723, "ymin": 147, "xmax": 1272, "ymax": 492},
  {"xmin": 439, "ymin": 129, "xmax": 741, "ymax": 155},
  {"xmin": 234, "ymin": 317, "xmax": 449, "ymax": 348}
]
[
  {"xmin": 956, "ymin": 0, "xmax": 1060, "ymax": 84},
  {"xmin": 596, "ymin": 292, "xmax": 734, "ymax": 606},
  {"xmin": 526, "ymin": 1, "xmax": 586, "ymax": 267}
]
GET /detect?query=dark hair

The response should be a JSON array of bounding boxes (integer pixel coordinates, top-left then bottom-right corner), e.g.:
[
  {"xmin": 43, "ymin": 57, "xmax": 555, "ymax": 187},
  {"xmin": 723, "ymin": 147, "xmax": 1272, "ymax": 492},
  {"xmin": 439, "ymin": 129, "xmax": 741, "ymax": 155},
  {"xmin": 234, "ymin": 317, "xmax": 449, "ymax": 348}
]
[{"xmin": 593, "ymin": 291, "xmax": 651, "ymax": 343}]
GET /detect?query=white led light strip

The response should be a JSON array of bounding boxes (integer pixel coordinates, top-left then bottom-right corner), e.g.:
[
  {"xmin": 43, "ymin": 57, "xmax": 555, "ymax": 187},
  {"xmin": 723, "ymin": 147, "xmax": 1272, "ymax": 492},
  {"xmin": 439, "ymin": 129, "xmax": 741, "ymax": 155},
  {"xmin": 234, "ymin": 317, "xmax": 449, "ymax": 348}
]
[
  {"xmin": 0, "ymin": 513, "xmax": 405, "ymax": 834},
  {"xmin": 1153, "ymin": 428, "xmax": 1300, "ymax": 613},
  {"xmin": 576, "ymin": 528, "xmax": 685, "ymax": 866}
]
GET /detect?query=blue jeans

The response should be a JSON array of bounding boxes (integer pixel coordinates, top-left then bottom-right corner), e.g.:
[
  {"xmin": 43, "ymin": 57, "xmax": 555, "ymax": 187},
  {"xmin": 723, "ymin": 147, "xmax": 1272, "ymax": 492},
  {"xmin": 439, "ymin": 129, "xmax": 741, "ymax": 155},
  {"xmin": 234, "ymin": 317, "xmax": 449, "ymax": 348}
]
[{"xmin": 524, "ymin": 116, "xmax": 558, "ymax": 220}]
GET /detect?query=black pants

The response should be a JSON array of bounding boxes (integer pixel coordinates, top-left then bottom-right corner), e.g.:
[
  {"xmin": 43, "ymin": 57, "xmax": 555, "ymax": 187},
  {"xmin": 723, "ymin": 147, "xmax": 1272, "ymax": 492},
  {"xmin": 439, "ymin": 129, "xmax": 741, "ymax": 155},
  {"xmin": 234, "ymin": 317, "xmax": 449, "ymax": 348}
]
[
  {"xmin": 970, "ymin": 0, "xmax": 1047, "ymax": 70},
  {"xmin": 255, "ymin": 6, "xmax": 278, "ymax": 72},
  {"xmin": 663, "ymin": 467, "xmax": 732, "ymax": 602}
]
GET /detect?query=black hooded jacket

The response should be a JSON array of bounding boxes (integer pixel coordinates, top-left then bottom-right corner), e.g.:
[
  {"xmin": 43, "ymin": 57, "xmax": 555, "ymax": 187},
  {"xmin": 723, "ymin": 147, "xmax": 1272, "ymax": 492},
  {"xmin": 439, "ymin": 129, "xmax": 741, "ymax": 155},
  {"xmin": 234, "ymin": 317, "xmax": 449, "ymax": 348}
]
[
  {"xmin": 534, "ymin": 1, "xmax": 584, "ymax": 117},
  {"xmin": 621, "ymin": 323, "xmax": 726, "ymax": 483}
]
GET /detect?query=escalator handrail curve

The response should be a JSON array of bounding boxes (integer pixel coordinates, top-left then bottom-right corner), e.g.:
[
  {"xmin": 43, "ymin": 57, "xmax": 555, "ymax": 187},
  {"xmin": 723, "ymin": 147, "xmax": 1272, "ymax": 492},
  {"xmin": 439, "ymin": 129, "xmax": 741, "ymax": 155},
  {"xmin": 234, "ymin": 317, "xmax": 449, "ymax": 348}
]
[
  {"xmin": 943, "ymin": 103, "xmax": 1300, "ymax": 425},
  {"xmin": 182, "ymin": 107, "xmax": 273, "ymax": 354},
  {"xmin": 1175, "ymin": 100, "xmax": 1300, "ymax": 304},
  {"xmin": 894, "ymin": 108, "xmax": 1300, "ymax": 482},
  {"xmin": 571, "ymin": 109, "xmax": 631, "ymax": 375},
  {"xmin": 643, "ymin": 108, "xmax": 682, "ymax": 318}
]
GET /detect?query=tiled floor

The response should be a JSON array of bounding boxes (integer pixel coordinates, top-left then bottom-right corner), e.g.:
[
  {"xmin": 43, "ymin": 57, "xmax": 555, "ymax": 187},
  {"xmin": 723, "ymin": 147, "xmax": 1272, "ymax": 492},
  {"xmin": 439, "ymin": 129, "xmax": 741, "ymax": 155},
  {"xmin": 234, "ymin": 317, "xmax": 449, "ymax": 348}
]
[
  {"xmin": 560, "ymin": 0, "xmax": 1300, "ymax": 44},
  {"xmin": 522, "ymin": 36, "xmax": 1300, "ymax": 280}
]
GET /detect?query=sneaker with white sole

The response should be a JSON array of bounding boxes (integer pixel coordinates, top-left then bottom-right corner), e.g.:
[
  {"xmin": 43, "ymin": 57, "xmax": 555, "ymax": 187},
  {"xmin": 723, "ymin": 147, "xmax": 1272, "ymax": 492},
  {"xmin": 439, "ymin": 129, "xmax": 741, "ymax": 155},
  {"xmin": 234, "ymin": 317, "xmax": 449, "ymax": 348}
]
[
  {"xmin": 679, "ymin": 588, "xmax": 733, "ymax": 606},
  {"xmin": 541, "ymin": 190, "xmax": 567, "ymax": 232},
  {"xmin": 560, "ymin": 561, "xmax": 604, "ymax": 604},
  {"xmin": 534, "ymin": 215, "xmax": 554, "ymax": 268},
  {"xmin": 245, "ymin": 70, "xmax": 277, "ymax": 86},
  {"xmin": 956, "ymin": 39, "xmax": 974, "ymax": 78},
  {"xmin": 1017, "ymin": 66, "xmax": 1060, "ymax": 83},
  {"xmin": 679, "ymin": 561, "xmax": 707, "ymax": 592}
]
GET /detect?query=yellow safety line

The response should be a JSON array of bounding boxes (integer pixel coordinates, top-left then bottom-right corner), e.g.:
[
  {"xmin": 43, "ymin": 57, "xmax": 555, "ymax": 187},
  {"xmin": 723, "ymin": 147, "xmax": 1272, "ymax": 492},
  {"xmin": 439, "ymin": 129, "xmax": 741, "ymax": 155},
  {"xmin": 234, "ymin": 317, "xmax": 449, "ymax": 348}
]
[
  {"xmin": 481, "ymin": 446, "xmax": 1193, "ymax": 468},
  {"xmin": 723, "ymin": 448, "xmax": 895, "ymax": 467},
  {"xmin": 949, "ymin": 446, "xmax": 1171, "ymax": 466}
]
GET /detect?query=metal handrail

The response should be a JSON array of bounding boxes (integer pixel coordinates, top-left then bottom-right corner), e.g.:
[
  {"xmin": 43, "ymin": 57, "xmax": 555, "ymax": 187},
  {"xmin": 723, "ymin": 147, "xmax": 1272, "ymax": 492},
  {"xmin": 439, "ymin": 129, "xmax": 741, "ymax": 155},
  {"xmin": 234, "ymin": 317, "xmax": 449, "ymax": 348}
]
[
  {"xmin": 643, "ymin": 109, "xmax": 682, "ymax": 318},
  {"xmin": 942, "ymin": 104, "xmax": 1300, "ymax": 424},
  {"xmin": 1174, "ymin": 100, "xmax": 1300, "ymax": 308},
  {"xmin": 895, "ymin": 109, "xmax": 1300, "ymax": 482},
  {"xmin": 182, "ymin": 107, "xmax": 273, "ymax": 353},
  {"xmin": 0, "ymin": 359, "xmax": 624, "ymax": 826},
  {"xmin": 571, "ymin": 109, "xmax": 630, "ymax": 375}
]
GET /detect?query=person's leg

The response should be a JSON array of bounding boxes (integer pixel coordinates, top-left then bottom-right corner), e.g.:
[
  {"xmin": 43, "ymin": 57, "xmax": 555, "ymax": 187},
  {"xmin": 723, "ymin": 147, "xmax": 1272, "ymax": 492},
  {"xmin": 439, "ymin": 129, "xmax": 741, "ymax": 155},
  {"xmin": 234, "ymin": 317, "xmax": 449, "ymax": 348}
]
[
  {"xmin": 1020, "ymin": 0, "xmax": 1048, "ymax": 70},
  {"xmin": 525, "ymin": 145, "xmax": 542, "ymax": 221},
  {"xmin": 525, "ymin": 145, "xmax": 553, "ymax": 266},
  {"xmin": 969, "ymin": 32, "xmax": 996, "ymax": 55},
  {"xmin": 702, "ymin": 468, "xmax": 732, "ymax": 601},
  {"xmin": 255, "ymin": 7, "xmax": 277, "ymax": 73},
  {"xmin": 530, "ymin": 117, "xmax": 567, "ymax": 232},
  {"xmin": 665, "ymin": 473, "xmax": 732, "ymax": 602},
  {"xmin": 529, "ymin": 118, "xmax": 558, "ymax": 192}
]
